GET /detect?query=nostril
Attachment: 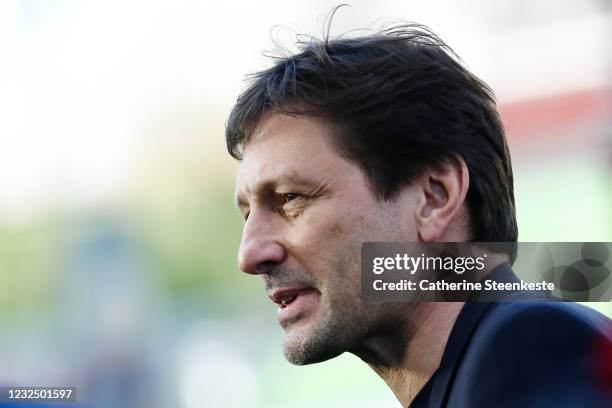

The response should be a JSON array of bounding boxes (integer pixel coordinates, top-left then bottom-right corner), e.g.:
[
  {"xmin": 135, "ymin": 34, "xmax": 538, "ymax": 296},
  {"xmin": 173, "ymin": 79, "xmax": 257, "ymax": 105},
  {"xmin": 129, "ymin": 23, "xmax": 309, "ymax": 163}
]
[
  {"xmin": 255, "ymin": 261, "xmax": 276, "ymax": 274},
  {"xmin": 238, "ymin": 234, "xmax": 286, "ymax": 275}
]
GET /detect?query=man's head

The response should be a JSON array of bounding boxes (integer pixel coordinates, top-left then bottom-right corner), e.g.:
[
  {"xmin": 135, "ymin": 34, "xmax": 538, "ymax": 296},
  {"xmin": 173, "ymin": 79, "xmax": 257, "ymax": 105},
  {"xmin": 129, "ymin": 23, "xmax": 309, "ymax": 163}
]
[{"xmin": 227, "ymin": 25, "xmax": 517, "ymax": 364}]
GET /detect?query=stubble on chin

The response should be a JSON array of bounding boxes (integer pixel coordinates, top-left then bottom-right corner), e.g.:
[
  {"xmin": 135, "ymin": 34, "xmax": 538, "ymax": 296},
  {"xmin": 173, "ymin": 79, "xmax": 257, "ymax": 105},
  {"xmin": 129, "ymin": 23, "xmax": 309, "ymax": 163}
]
[
  {"xmin": 281, "ymin": 310, "xmax": 355, "ymax": 365},
  {"xmin": 280, "ymin": 226, "xmax": 383, "ymax": 365},
  {"xmin": 281, "ymin": 285, "xmax": 371, "ymax": 365}
]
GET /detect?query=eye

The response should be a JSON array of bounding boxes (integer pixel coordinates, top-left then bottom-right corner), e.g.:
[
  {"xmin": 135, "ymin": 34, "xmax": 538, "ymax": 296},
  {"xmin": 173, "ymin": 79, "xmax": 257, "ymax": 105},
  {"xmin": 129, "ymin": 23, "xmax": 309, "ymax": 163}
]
[
  {"xmin": 277, "ymin": 193, "xmax": 306, "ymax": 216},
  {"xmin": 280, "ymin": 193, "xmax": 300, "ymax": 205}
]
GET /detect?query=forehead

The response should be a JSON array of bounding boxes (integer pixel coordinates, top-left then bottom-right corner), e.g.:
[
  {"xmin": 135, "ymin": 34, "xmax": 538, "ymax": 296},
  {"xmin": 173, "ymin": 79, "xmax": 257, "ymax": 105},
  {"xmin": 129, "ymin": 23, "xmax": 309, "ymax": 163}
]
[{"xmin": 235, "ymin": 114, "xmax": 353, "ymax": 194}]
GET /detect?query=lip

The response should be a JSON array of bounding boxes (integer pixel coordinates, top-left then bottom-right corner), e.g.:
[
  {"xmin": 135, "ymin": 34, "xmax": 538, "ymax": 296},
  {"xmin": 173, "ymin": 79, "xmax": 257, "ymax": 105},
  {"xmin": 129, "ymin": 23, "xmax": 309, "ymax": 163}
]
[
  {"xmin": 268, "ymin": 287, "xmax": 313, "ymax": 305},
  {"xmin": 267, "ymin": 287, "xmax": 320, "ymax": 325}
]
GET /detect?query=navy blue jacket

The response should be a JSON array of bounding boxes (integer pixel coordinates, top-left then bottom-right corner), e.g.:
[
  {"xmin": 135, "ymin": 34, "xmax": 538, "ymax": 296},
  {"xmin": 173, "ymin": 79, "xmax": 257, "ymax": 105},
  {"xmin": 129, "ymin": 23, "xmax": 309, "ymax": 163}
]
[{"xmin": 410, "ymin": 264, "xmax": 612, "ymax": 408}]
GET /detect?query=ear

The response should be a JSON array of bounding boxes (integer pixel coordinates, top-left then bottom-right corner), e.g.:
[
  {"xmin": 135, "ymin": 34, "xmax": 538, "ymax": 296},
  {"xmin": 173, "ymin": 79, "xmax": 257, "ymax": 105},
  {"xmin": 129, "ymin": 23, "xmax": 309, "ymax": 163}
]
[{"xmin": 415, "ymin": 156, "xmax": 470, "ymax": 242}]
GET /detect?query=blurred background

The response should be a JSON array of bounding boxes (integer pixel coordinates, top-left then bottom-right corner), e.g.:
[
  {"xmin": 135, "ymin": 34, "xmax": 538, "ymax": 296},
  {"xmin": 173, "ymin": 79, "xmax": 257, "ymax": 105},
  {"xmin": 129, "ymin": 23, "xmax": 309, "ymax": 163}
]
[{"xmin": 0, "ymin": 0, "xmax": 610, "ymax": 407}]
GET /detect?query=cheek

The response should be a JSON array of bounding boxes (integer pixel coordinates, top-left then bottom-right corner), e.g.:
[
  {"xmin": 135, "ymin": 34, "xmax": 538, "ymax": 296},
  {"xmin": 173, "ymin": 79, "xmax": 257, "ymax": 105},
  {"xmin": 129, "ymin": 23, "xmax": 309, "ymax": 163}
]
[
  {"xmin": 285, "ymin": 214, "xmax": 357, "ymax": 280},
  {"xmin": 327, "ymin": 219, "xmax": 348, "ymax": 239},
  {"xmin": 287, "ymin": 201, "xmax": 374, "ymax": 279},
  {"xmin": 297, "ymin": 204, "xmax": 354, "ymax": 242},
  {"xmin": 300, "ymin": 218, "xmax": 351, "ymax": 263},
  {"xmin": 321, "ymin": 216, "xmax": 369, "ymax": 281}
]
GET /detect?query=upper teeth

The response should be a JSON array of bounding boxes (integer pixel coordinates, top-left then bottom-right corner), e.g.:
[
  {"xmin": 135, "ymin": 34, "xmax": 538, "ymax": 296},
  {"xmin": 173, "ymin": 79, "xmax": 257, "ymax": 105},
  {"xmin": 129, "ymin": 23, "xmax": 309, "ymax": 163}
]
[{"xmin": 280, "ymin": 295, "xmax": 297, "ymax": 305}]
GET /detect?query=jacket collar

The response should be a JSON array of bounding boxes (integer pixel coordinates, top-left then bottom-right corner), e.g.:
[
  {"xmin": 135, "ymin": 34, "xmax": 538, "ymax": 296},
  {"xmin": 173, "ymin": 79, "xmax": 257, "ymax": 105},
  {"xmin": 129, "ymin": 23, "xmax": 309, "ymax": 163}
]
[{"xmin": 410, "ymin": 262, "xmax": 520, "ymax": 407}]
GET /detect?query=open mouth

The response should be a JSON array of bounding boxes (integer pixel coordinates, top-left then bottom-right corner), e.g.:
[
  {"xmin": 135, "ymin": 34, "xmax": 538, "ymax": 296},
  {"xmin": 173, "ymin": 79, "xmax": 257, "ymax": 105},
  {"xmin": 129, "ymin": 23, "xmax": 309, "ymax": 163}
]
[
  {"xmin": 279, "ymin": 294, "xmax": 298, "ymax": 308},
  {"xmin": 268, "ymin": 288, "xmax": 320, "ymax": 323}
]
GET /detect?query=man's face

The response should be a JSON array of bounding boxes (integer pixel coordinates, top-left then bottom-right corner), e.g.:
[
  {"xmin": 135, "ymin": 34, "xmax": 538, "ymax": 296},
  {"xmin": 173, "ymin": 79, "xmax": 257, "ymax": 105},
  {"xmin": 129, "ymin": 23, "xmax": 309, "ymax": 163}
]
[{"xmin": 235, "ymin": 113, "xmax": 418, "ymax": 364}]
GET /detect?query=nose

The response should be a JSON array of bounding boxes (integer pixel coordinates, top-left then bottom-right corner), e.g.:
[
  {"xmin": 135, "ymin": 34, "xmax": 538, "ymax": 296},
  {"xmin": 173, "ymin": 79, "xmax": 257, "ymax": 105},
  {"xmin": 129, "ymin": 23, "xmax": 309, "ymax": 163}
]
[{"xmin": 238, "ymin": 210, "xmax": 286, "ymax": 275}]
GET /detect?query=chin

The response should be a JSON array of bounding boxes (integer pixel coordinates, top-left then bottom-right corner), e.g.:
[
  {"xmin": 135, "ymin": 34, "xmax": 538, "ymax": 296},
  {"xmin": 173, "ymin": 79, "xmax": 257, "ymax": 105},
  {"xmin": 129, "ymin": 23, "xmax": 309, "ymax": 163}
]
[{"xmin": 281, "ymin": 318, "xmax": 351, "ymax": 365}]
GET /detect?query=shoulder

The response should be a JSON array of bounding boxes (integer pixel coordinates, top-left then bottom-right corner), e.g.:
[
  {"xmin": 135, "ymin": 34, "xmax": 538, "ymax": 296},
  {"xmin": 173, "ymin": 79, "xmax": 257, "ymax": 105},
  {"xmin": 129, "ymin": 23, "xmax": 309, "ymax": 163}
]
[
  {"xmin": 477, "ymin": 301, "xmax": 610, "ymax": 343},
  {"xmin": 448, "ymin": 302, "xmax": 612, "ymax": 408}
]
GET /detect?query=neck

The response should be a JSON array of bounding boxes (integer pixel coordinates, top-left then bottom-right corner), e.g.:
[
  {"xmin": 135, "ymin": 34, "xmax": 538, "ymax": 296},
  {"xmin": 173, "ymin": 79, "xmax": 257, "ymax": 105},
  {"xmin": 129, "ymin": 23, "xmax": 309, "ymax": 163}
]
[
  {"xmin": 351, "ymin": 302, "xmax": 465, "ymax": 407},
  {"xmin": 350, "ymin": 254, "xmax": 508, "ymax": 406}
]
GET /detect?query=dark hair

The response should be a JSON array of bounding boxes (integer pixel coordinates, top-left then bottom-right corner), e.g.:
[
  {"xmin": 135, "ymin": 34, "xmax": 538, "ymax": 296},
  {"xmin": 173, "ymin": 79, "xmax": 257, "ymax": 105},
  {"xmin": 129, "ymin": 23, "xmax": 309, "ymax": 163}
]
[{"xmin": 226, "ymin": 24, "xmax": 518, "ymax": 261}]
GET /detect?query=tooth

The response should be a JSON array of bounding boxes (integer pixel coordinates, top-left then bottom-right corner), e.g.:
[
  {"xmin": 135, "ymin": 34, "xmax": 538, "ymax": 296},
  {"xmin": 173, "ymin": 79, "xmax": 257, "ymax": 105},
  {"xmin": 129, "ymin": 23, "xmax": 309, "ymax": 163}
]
[{"xmin": 279, "ymin": 294, "xmax": 298, "ymax": 306}]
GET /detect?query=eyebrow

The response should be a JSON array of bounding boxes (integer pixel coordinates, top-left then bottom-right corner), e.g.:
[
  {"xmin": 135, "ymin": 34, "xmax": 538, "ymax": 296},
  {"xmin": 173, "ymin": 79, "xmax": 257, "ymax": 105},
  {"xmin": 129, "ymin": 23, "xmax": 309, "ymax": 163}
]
[{"xmin": 234, "ymin": 173, "xmax": 321, "ymax": 208}]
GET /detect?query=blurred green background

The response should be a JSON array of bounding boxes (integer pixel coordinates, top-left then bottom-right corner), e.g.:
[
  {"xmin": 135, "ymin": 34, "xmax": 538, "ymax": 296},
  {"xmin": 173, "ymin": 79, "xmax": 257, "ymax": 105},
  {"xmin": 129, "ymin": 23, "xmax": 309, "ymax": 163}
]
[{"xmin": 0, "ymin": 1, "xmax": 611, "ymax": 407}]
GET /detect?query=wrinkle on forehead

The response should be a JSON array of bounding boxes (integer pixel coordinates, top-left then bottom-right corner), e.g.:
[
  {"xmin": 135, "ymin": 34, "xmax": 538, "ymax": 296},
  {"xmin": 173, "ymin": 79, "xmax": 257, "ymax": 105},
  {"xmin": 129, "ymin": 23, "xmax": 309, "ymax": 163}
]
[{"xmin": 237, "ymin": 114, "xmax": 324, "ymax": 180}]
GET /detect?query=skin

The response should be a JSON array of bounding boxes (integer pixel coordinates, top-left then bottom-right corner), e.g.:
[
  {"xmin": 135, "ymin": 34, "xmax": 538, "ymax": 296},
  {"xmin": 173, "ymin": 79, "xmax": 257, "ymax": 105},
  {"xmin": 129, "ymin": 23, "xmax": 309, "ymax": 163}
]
[{"xmin": 234, "ymin": 113, "xmax": 505, "ymax": 407}]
